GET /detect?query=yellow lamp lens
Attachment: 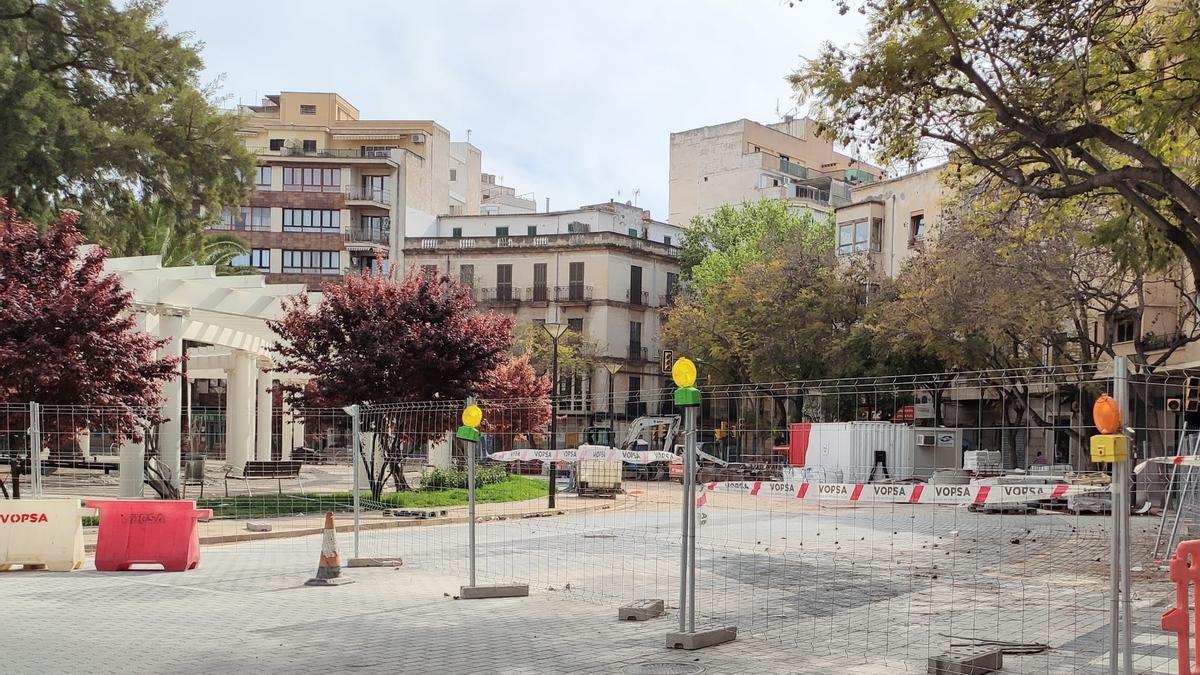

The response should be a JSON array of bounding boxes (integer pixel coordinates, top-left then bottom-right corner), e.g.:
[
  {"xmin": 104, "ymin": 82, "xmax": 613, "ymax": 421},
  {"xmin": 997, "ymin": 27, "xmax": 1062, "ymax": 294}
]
[
  {"xmin": 672, "ymin": 357, "xmax": 697, "ymax": 388},
  {"xmin": 462, "ymin": 404, "xmax": 483, "ymax": 428}
]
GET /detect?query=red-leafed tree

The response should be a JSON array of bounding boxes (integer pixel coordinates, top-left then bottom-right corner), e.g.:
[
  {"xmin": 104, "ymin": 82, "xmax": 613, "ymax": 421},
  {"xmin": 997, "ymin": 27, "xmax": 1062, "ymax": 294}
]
[
  {"xmin": 0, "ymin": 199, "xmax": 179, "ymax": 496},
  {"xmin": 268, "ymin": 268, "xmax": 514, "ymax": 498},
  {"xmin": 477, "ymin": 354, "xmax": 552, "ymax": 457}
]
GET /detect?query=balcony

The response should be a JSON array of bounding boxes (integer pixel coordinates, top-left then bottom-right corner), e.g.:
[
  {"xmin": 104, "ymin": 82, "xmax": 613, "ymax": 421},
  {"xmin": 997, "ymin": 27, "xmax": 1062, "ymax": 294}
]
[
  {"xmin": 345, "ymin": 227, "xmax": 390, "ymax": 246},
  {"xmin": 626, "ymin": 289, "xmax": 649, "ymax": 306},
  {"xmin": 411, "ymin": 232, "xmax": 678, "ymax": 258},
  {"xmin": 345, "ymin": 186, "xmax": 391, "ymax": 207},
  {"xmin": 660, "ymin": 291, "xmax": 679, "ymax": 307},
  {"xmin": 780, "ymin": 159, "xmax": 808, "ymax": 179},
  {"xmin": 555, "ymin": 285, "xmax": 593, "ymax": 304},
  {"xmin": 627, "ymin": 345, "xmax": 648, "ymax": 361},
  {"xmin": 526, "ymin": 285, "xmax": 551, "ymax": 304},
  {"xmin": 479, "ymin": 286, "xmax": 520, "ymax": 305},
  {"xmin": 248, "ymin": 146, "xmax": 398, "ymax": 162}
]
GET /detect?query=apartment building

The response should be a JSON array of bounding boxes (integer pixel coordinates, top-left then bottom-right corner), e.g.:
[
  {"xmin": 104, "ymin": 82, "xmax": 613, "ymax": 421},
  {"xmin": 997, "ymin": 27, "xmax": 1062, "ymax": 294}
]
[
  {"xmin": 668, "ymin": 117, "xmax": 882, "ymax": 225},
  {"xmin": 215, "ymin": 91, "xmax": 476, "ymax": 287},
  {"xmin": 833, "ymin": 164, "xmax": 945, "ymax": 280},
  {"xmin": 406, "ymin": 201, "xmax": 684, "ymax": 443},
  {"xmin": 480, "ymin": 173, "xmax": 537, "ymax": 214}
]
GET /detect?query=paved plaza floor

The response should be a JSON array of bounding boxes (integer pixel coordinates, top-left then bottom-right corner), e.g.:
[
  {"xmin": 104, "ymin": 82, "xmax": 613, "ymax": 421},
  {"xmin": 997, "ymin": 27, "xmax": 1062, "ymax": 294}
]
[{"xmin": 0, "ymin": 486, "xmax": 1182, "ymax": 674}]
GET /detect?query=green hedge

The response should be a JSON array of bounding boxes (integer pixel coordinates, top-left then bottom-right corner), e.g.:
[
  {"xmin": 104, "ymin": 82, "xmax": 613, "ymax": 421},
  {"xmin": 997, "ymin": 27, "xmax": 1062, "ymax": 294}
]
[{"xmin": 423, "ymin": 466, "xmax": 508, "ymax": 489}]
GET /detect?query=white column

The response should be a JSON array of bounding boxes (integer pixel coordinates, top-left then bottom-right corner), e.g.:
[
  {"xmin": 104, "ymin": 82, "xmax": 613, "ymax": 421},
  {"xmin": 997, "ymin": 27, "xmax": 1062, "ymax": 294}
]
[
  {"xmin": 255, "ymin": 375, "xmax": 274, "ymax": 461},
  {"xmin": 157, "ymin": 312, "xmax": 185, "ymax": 488},
  {"xmin": 120, "ymin": 309, "xmax": 148, "ymax": 498},
  {"xmin": 225, "ymin": 351, "xmax": 257, "ymax": 472}
]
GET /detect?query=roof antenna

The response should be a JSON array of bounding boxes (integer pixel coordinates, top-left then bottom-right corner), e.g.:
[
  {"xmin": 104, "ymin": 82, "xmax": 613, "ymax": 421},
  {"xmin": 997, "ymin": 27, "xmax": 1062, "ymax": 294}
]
[
  {"xmin": 466, "ymin": 128, "xmax": 472, "ymax": 143},
  {"xmin": 633, "ymin": 188, "xmax": 641, "ymax": 206}
]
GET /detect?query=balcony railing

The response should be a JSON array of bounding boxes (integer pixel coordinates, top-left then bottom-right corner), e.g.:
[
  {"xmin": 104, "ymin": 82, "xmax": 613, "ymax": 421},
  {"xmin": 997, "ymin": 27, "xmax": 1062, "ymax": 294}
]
[
  {"xmin": 345, "ymin": 228, "xmax": 390, "ymax": 245},
  {"xmin": 248, "ymin": 146, "xmax": 397, "ymax": 160},
  {"xmin": 411, "ymin": 232, "xmax": 677, "ymax": 257},
  {"xmin": 526, "ymin": 285, "xmax": 550, "ymax": 303},
  {"xmin": 479, "ymin": 286, "xmax": 519, "ymax": 304},
  {"xmin": 345, "ymin": 186, "xmax": 392, "ymax": 206},
  {"xmin": 626, "ymin": 289, "xmax": 649, "ymax": 306},
  {"xmin": 627, "ymin": 345, "xmax": 648, "ymax": 361},
  {"xmin": 660, "ymin": 291, "xmax": 679, "ymax": 307},
  {"xmin": 780, "ymin": 159, "xmax": 808, "ymax": 179},
  {"xmin": 210, "ymin": 221, "xmax": 270, "ymax": 233},
  {"xmin": 555, "ymin": 285, "xmax": 593, "ymax": 303}
]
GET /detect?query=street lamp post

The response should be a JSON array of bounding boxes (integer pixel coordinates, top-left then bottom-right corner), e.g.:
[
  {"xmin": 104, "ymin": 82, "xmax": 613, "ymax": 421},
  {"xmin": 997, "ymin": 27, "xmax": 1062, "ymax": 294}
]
[
  {"xmin": 604, "ymin": 362, "xmax": 622, "ymax": 440},
  {"xmin": 541, "ymin": 321, "xmax": 569, "ymax": 508}
]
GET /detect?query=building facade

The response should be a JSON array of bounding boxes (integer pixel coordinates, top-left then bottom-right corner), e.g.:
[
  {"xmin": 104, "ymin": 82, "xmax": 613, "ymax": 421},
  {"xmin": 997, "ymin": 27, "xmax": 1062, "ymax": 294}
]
[
  {"xmin": 833, "ymin": 164, "xmax": 945, "ymax": 280},
  {"xmin": 215, "ymin": 92, "xmax": 477, "ymax": 287},
  {"xmin": 406, "ymin": 202, "xmax": 684, "ymax": 444},
  {"xmin": 668, "ymin": 117, "xmax": 882, "ymax": 225},
  {"xmin": 480, "ymin": 173, "xmax": 537, "ymax": 214}
]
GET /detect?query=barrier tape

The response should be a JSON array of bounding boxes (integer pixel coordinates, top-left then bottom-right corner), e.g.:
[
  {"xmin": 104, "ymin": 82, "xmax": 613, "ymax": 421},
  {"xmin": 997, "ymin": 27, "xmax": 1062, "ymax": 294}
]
[
  {"xmin": 488, "ymin": 446, "xmax": 676, "ymax": 465},
  {"xmin": 1136, "ymin": 455, "xmax": 1200, "ymax": 474},
  {"xmin": 702, "ymin": 480, "xmax": 1107, "ymax": 505}
]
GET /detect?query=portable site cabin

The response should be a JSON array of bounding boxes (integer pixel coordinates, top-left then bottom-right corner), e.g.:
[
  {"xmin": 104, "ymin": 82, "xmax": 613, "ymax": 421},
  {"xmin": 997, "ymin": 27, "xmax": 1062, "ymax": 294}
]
[{"xmin": 784, "ymin": 422, "xmax": 961, "ymax": 483}]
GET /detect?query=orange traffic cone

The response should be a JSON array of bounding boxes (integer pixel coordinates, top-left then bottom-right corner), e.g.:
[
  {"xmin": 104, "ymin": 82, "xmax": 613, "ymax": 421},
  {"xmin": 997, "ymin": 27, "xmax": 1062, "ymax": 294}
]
[{"xmin": 305, "ymin": 512, "xmax": 354, "ymax": 586}]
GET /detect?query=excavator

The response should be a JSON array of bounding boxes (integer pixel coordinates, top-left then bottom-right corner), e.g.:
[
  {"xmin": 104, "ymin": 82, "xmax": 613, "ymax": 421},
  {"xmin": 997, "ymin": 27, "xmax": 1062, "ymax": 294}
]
[{"xmin": 582, "ymin": 415, "xmax": 777, "ymax": 482}]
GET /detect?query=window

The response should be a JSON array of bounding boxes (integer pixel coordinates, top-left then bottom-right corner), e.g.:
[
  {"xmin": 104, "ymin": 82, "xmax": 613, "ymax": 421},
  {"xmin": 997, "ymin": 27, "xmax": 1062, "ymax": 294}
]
[
  {"xmin": 421, "ymin": 264, "xmax": 439, "ymax": 277},
  {"xmin": 219, "ymin": 207, "xmax": 271, "ymax": 231},
  {"xmin": 254, "ymin": 166, "xmax": 271, "ymax": 190},
  {"xmin": 910, "ymin": 212, "xmax": 926, "ymax": 244},
  {"xmin": 302, "ymin": 139, "xmax": 317, "ymax": 152},
  {"xmin": 567, "ymin": 318, "xmax": 583, "ymax": 333},
  {"xmin": 628, "ymin": 228, "xmax": 638, "ymax": 237},
  {"xmin": 449, "ymin": 169, "xmax": 457, "ymax": 181},
  {"xmin": 664, "ymin": 236, "xmax": 672, "ymax": 246},
  {"xmin": 230, "ymin": 248, "xmax": 270, "ymax": 272},
  {"xmin": 629, "ymin": 265, "xmax": 643, "ymax": 305},
  {"xmin": 496, "ymin": 264, "xmax": 513, "ymax": 300},
  {"xmin": 300, "ymin": 104, "xmax": 317, "ymax": 115},
  {"xmin": 452, "ymin": 227, "xmax": 462, "ymax": 238},
  {"xmin": 666, "ymin": 272, "xmax": 679, "ymax": 304},
  {"xmin": 282, "ymin": 167, "xmax": 341, "ymax": 192},
  {"xmin": 629, "ymin": 321, "xmax": 643, "ymax": 360},
  {"xmin": 283, "ymin": 209, "xmax": 341, "ymax": 233},
  {"xmin": 282, "ymin": 250, "xmax": 340, "ymax": 275},
  {"xmin": 496, "ymin": 226, "xmax": 509, "ymax": 237},
  {"xmin": 269, "ymin": 138, "xmax": 284, "ymax": 151},
  {"xmin": 460, "ymin": 264, "xmax": 474, "ymax": 288},
  {"xmin": 1114, "ymin": 312, "xmax": 1138, "ymax": 343},
  {"xmin": 837, "ymin": 220, "xmax": 876, "ymax": 255},
  {"xmin": 532, "ymin": 263, "xmax": 548, "ymax": 301},
  {"xmin": 527, "ymin": 225, "xmax": 537, "ymax": 236},
  {"xmin": 626, "ymin": 376, "xmax": 643, "ymax": 417},
  {"xmin": 568, "ymin": 261, "xmax": 585, "ymax": 301},
  {"xmin": 751, "ymin": 145, "xmax": 760, "ymax": 153}
]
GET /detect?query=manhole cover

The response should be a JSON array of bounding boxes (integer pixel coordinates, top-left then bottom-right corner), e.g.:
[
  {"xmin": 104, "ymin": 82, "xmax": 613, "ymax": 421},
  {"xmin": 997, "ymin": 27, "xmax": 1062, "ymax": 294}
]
[{"xmin": 621, "ymin": 663, "xmax": 705, "ymax": 675}]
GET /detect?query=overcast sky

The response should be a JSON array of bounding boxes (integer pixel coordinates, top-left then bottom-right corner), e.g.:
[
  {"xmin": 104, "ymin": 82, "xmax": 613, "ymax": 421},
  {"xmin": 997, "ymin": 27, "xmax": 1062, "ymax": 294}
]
[{"xmin": 162, "ymin": 0, "xmax": 867, "ymax": 223}]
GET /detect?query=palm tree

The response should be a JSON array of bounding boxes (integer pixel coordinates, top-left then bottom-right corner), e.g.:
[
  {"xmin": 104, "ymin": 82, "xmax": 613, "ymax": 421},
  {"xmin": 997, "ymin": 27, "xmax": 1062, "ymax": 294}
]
[{"xmin": 87, "ymin": 198, "xmax": 250, "ymax": 270}]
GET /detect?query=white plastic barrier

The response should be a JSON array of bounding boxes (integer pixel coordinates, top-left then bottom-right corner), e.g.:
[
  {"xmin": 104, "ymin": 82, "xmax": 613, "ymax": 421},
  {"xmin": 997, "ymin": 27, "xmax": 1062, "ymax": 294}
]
[
  {"xmin": 702, "ymin": 480, "xmax": 1107, "ymax": 505},
  {"xmin": 488, "ymin": 446, "xmax": 676, "ymax": 464},
  {"xmin": 0, "ymin": 498, "xmax": 93, "ymax": 572}
]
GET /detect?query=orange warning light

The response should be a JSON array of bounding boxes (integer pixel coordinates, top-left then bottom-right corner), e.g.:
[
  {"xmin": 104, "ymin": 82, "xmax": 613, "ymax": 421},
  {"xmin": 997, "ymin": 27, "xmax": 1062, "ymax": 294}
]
[{"xmin": 1093, "ymin": 394, "xmax": 1122, "ymax": 435}]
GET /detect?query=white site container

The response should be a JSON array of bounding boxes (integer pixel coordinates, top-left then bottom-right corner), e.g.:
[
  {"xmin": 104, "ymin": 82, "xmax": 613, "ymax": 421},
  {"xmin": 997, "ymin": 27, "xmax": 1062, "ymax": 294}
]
[
  {"xmin": 0, "ymin": 498, "xmax": 93, "ymax": 572},
  {"xmin": 577, "ymin": 461, "xmax": 622, "ymax": 494},
  {"xmin": 803, "ymin": 422, "xmax": 917, "ymax": 484}
]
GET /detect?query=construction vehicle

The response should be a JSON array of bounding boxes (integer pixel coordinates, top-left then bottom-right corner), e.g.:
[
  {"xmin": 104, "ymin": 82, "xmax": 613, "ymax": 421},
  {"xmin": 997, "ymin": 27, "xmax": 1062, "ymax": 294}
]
[{"xmin": 582, "ymin": 415, "xmax": 778, "ymax": 483}]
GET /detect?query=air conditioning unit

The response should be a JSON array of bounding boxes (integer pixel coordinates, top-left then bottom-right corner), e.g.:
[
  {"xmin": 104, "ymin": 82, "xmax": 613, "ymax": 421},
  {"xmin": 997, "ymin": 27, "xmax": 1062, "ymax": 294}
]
[
  {"xmin": 411, "ymin": 133, "xmax": 426, "ymax": 144},
  {"xmin": 916, "ymin": 434, "xmax": 936, "ymax": 447}
]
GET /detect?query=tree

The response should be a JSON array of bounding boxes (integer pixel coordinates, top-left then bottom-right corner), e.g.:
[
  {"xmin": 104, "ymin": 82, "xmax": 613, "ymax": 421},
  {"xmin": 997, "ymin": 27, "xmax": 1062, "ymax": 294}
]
[
  {"xmin": 0, "ymin": 0, "xmax": 252, "ymax": 227},
  {"xmin": 88, "ymin": 199, "xmax": 249, "ymax": 270},
  {"xmin": 510, "ymin": 323, "xmax": 600, "ymax": 380},
  {"xmin": 0, "ymin": 199, "xmax": 179, "ymax": 495},
  {"xmin": 679, "ymin": 199, "xmax": 833, "ymax": 295},
  {"xmin": 794, "ymin": 0, "xmax": 1200, "ymax": 292},
  {"xmin": 476, "ymin": 354, "xmax": 552, "ymax": 457},
  {"xmin": 268, "ymin": 269, "xmax": 514, "ymax": 499}
]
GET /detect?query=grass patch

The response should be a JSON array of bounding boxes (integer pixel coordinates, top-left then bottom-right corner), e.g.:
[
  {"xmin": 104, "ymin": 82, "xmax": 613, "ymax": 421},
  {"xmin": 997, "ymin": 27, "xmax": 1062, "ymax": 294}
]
[{"xmin": 197, "ymin": 475, "xmax": 547, "ymax": 519}]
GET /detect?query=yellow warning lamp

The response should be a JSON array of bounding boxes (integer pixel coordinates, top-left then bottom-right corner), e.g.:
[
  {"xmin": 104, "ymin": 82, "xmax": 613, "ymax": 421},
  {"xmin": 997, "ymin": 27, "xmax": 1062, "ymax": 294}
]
[
  {"xmin": 672, "ymin": 357, "xmax": 701, "ymax": 407},
  {"xmin": 1089, "ymin": 393, "xmax": 1128, "ymax": 463},
  {"xmin": 457, "ymin": 403, "xmax": 483, "ymax": 443}
]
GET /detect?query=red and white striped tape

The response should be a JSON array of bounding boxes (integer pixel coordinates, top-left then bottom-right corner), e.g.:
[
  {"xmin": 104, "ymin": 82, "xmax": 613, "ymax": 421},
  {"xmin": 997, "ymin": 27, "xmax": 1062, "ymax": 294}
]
[
  {"xmin": 702, "ymin": 480, "xmax": 1106, "ymax": 505},
  {"xmin": 1135, "ymin": 455, "xmax": 1200, "ymax": 474},
  {"xmin": 488, "ymin": 446, "xmax": 676, "ymax": 465}
]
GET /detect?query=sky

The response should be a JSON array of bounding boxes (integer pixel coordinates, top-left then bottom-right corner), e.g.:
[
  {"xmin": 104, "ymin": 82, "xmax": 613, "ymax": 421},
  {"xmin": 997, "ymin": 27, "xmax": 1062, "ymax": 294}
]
[{"xmin": 161, "ymin": 0, "xmax": 868, "ymax": 223}]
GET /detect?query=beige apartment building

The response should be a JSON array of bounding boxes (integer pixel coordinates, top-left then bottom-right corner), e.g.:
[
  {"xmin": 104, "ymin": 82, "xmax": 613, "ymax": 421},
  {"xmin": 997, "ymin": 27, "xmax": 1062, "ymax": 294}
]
[
  {"xmin": 833, "ymin": 165, "xmax": 945, "ymax": 279},
  {"xmin": 407, "ymin": 201, "xmax": 683, "ymax": 443},
  {"xmin": 213, "ymin": 91, "xmax": 477, "ymax": 287},
  {"xmin": 668, "ymin": 117, "xmax": 882, "ymax": 225}
]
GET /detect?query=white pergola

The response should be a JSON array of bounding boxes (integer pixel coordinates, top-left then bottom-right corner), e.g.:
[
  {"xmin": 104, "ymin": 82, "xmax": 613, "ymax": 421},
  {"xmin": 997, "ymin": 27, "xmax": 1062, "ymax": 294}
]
[{"xmin": 102, "ymin": 254, "xmax": 311, "ymax": 496}]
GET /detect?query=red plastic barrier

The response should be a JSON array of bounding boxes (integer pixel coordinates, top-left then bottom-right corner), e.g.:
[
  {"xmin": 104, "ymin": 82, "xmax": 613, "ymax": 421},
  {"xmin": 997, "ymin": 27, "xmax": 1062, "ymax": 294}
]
[
  {"xmin": 85, "ymin": 500, "xmax": 213, "ymax": 572},
  {"xmin": 1162, "ymin": 539, "xmax": 1200, "ymax": 675},
  {"xmin": 787, "ymin": 423, "xmax": 812, "ymax": 467}
]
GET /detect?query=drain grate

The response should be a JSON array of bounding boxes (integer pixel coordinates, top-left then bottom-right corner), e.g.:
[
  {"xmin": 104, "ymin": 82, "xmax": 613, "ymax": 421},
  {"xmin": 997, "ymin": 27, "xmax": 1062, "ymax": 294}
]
[{"xmin": 621, "ymin": 663, "xmax": 705, "ymax": 675}]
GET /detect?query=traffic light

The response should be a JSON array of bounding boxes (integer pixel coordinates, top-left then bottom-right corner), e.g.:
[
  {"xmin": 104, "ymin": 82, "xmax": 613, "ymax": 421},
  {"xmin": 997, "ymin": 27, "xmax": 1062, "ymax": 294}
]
[{"xmin": 1186, "ymin": 376, "xmax": 1200, "ymax": 413}]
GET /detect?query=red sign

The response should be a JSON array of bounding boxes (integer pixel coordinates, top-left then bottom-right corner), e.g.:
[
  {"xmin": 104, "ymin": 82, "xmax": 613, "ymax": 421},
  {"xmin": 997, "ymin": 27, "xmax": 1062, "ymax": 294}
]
[{"xmin": 893, "ymin": 405, "xmax": 916, "ymax": 422}]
